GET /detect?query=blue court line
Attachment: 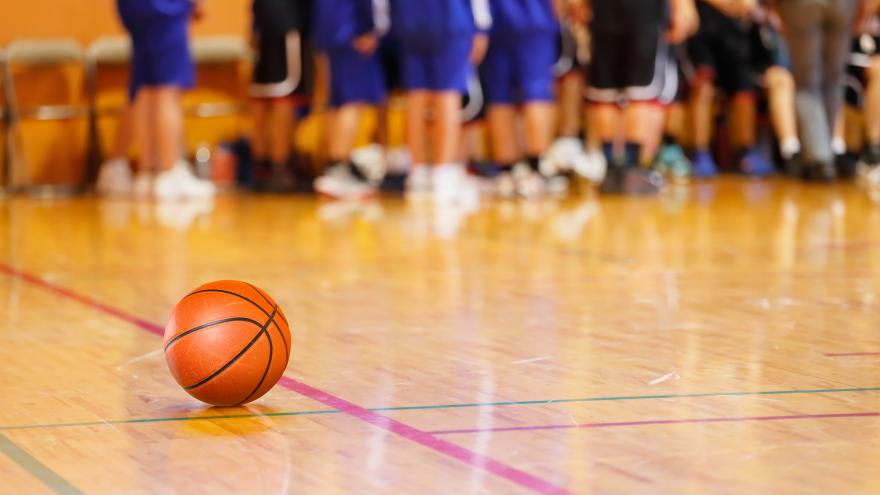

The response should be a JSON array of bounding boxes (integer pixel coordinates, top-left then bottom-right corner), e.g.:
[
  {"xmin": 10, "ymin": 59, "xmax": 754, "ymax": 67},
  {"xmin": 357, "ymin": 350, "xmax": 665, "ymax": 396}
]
[
  {"xmin": 0, "ymin": 432, "xmax": 83, "ymax": 494},
  {"xmin": 3, "ymin": 386, "xmax": 880, "ymax": 432}
]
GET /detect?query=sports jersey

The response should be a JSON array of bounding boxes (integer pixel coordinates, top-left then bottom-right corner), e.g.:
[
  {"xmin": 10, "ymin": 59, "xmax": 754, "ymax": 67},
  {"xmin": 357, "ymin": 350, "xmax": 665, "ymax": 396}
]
[
  {"xmin": 390, "ymin": 0, "xmax": 492, "ymax": 50},
  {"xmin": 589, "ymin": 0, "xmax": 668, "ymax": 33},
  {"xmin": 312, "ymin": 0, "xmax": 375, "ymax": 51},
  {"xmin": 488, "ymin": 0, "xmax": 558, "ymax": 40}
]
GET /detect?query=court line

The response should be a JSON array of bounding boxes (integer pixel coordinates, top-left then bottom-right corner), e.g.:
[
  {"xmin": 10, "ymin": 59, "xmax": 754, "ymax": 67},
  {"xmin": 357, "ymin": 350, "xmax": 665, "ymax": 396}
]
[
  {"xmin": 0, "ymin": 264, "xmax": 572, "ymax": 495},
  {"xmin": 0, "ymin": 433, "xmax": 84, "ymax": 495},
  {"xmin": 825, "ymin": 352, "xmax": 880, "ymax": 357},
  {"xmin": 4, "ymin": 386, "xmax": 880, "ymax": 432},
  {"xmin": 428, "ymin": 412, "xmax": 880, "ymax": 435}
]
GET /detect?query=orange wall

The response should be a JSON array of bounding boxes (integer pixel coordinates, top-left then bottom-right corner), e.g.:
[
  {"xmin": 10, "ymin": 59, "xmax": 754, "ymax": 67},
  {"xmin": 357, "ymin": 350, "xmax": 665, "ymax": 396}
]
[{"xmin": 0, "ymin": 0, "xmax": 252, "ymax": 45}]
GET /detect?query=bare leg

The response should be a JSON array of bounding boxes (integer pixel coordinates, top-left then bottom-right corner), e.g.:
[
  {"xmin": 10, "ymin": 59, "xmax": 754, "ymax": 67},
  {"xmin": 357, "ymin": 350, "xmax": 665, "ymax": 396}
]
[
  {"xmin": 691, "ymin": 73, "xmax": 715, "ymax": 151},
  {"xmin": 268, "ymin": 99, "xmax": 294, "ymax": 165},
  {"xmin": 487, "ymin": 105, "xmax": 520, "ymax": 165},
  {"xmin": 153, "ymin": 86, "xmax": 183, "ymax": 171},
  {"xmin": 730, "ymin": 92, "xmax": 757, "ymax": 150},
  {"xmin": 109, "ymin": 102, "xmax": 135, "ymax": 160},
  {"xmin": 523, "ymin": 102, "xmax": 554, "ymax": 157},
  {"xmin": 635, "ymin": 103, "xmax": 666, "ymax": 164},
  {"xmin": 137, "ymin": 88, "xmax": 158, "ymax": 172},
  {"xmin": 251, "ymin": 100, "xmax": 269, "ymax": 162},
  {"xmin": 327, "ymin": 104, "xmax": 363, "ymax": 162},
  {"xmin": 405, "ymin": 91, "xmax": 429, "ymax": 165},
  {"xmin": 429, "ymin": 91, "xmax": 462, "ymax": 165},
  {"xmin": 765, "ymin": 67, "xmax": 798, "ymax": 144},
  {"xmin": 865, "ymin": 57, "xmax": 880, "ymax": 145},
  {"xmin": 557, "ymin": 73, "xmax": 584, "ymax": 137}
]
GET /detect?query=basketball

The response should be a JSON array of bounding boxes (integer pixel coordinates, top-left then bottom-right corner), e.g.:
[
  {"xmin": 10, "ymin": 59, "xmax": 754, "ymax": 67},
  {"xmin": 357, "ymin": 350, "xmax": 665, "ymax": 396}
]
[{"xmin": 163, "ymin": 280, "xmax": 291, "ymax": 407}]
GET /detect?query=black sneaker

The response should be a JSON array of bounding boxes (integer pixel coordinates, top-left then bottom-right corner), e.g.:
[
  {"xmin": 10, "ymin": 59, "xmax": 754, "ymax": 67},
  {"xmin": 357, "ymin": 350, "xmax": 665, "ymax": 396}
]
[
  {"xmin": 782, "ymin": 152, "xmax": 802, "ymax": 178},
  {"xmin": 835, "ymin": 152, "xmax": 859, "ymax": 179},
  {"xmin": 600, "ymin": 166, "xmax": 664, "ymax": 195},
  {"xmin": 802, "ymin": 161, "xmax": 837, "ymax": 182}
]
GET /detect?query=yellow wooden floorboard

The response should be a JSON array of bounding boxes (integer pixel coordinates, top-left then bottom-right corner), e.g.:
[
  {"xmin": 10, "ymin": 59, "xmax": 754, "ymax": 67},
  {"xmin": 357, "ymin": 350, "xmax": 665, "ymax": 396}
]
[{"xmin": 2, "ymin": 178, "xmax": 880, "ymax": 493}]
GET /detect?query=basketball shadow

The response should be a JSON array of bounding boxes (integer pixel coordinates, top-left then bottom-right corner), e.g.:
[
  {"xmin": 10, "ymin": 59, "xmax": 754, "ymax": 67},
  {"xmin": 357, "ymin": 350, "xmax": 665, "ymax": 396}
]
[{"xmin": 164, "ymin": 403, "xmax": 286, "ymax": 437}]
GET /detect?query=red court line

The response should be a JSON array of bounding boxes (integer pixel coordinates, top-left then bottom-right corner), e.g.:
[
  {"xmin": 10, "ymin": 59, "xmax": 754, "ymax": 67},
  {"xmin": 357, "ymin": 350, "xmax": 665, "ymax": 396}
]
[
  {"xmin": 429, "ymin": 412, "xmax": 880, "ymax": 435},
  {"xmin": 0, "ymin": 264, "xmax": 572, "ymax": 495},
  {"xmin": 824, "ymin": 352, "xmax": 880, "ymax": 357}
]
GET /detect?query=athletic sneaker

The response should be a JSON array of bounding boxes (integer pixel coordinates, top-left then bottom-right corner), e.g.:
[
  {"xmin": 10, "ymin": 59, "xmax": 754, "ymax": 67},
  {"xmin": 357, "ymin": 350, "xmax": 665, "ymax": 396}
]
[
  {"xmin": 655, "ymin": 144, "xmax": 691, "ymax": 181},
  {"xmin": 406, "ymin": 166, "xmax": 432, "ymax": 195},
  {"xmin": 739, "ymin": 149, "xmax": 774, "ymax": 177},
  {"xmin": 571, "ymin": 149, "xmax": 607, "ymax": 183},
  {"xmin": 601, "ymin": 166, "xmax": 664, "ymax": 195},
  {"xmin": 432, "ymin": 164, "xmax": 468, "ymax": 203},
  {"xmin": 862, "ymin": 164, "xmax": 880, "ymax": 189},
  {"xmin": 133, "ymin": 173, "xmax": 153, "ymax": 199},
  {"xmin": 512, "ymin": 163, "xmax": 547, "ymax": 199},
  {"xmin": 493, "ymin": 171, "xmax": 517, "ymax": 199},
  {"xmin": 96, "ymin": 158, "xmax": 133, "ymax": 196},
  {"xmin": 314, "ymin": 163, "xmax": 377, "ymax": 200},
  {"xmin": 692, "ymin": 150, "xmax": 719, "ymax": 178},
  {"xmin": 803, "ymin": 161, "xmax": 837, "ymax": 182},
  {"xmin": 154, "ymin": 161, "xmax": 217, "ymax": 201}
]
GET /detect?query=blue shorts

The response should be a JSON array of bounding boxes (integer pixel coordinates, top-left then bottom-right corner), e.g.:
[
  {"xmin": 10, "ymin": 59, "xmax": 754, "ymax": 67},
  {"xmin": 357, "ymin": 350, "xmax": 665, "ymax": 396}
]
[
  {"xmin": 400, "ymin": 38, "xmax": 472, "ymax": 93},
  {"xmin": 328, "ymin": 46, "xmax": 387, "ymax": 107},
  {"xmin": 481, "ymin": 34, "xmax": 556, "ymax": 104},
  {"xmin": 127, "ymin": 17, "xmax": 195, "ymax": 98}
]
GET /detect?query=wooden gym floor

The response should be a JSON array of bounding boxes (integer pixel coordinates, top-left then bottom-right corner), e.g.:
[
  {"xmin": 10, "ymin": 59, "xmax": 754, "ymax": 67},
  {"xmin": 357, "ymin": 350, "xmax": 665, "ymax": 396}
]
[{"xmin": 2, "ymin": 177, "xmax": 880, "ymax": 494}]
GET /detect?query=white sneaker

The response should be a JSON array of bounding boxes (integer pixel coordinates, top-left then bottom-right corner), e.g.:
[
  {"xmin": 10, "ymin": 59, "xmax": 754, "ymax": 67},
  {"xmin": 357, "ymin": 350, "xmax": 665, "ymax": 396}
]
[
  {"xmin": 406, "ymin": 165, "xmax": 432, "ymax": 195},
  {"xmin": 865, "ymin": 165, "xmax": 880, "ymax": 189},
  {"xmin": 154, "ymin": 161, "xmax": 217, "ymax": 201},
  {"xmin": 133, "ymin": 173, "xmax": 154, "ymax": 199},
  {"xmin": 96, "ymin": 158, "xmax": 133, "ymax": 197},
  {"xmin": 512, "ymin": 163, "xmax": 547, "ymax": 199},
  {"xmin": 314, "ymin": 164, "xmax": 377, "ymax": 200},
  {"xmin": 493, "ymin": 171, "xmax": 517, "ymax": 199},
  {"xmin": 432, "ymin": 164, "xmax": 467, "ymax": 203}
]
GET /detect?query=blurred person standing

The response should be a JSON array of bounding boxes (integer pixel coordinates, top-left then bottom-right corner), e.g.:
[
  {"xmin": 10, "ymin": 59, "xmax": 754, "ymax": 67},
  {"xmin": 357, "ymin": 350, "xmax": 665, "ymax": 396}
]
[{"xmin": 775, "ymin": 0, "xmax": 864, "ymax": 181}]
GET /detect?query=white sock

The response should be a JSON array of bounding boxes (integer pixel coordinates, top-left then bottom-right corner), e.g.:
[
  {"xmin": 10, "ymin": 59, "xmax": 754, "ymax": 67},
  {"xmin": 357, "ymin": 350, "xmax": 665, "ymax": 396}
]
[
  {"xmin": 832, "ymin": 137, "xmax": 847, "ymax": 156},
  {"xmin": 779, "ymin": 137, "xmax": 801, "ymax": 160}
]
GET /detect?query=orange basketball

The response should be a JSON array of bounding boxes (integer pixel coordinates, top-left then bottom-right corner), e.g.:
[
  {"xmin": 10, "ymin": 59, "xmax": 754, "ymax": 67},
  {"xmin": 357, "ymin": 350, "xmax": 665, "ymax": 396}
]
[{"xmin": 163, "ymin": 280, "xmax": 291, "ymax": 406}]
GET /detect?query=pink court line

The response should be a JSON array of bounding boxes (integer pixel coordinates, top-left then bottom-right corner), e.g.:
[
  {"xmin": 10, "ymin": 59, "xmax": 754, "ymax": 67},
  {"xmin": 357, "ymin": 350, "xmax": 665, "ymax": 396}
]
[
  {"xmin": 0, "ymin": 264, "xmax": 572, "ymax": 495},
  {"xmin": 429, "ymin": 411, "xmax": 880, "ymax": 435},
  {"xmin": 824, "ymin": 352, "xmax": 880, "ymax": 357}
]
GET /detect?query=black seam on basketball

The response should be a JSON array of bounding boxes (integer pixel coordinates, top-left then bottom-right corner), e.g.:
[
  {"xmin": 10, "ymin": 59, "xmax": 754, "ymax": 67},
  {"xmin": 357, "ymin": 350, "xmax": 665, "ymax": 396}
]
[
  {"xmin": 245, "ymin": 282, "xmax": 289, "ymax": 326},
  {"xmin": 185, "ymin": 288, "xmax": 287, "ymax": 334},
  {"xmin": 238, "ymin": 320, "xmax": 274, "ymax": 405},
  {"xmin": 163, "ymin": 317, "xmax": 263, "ymax": 352},
  {"xmin": 189, "ymin": 287, "xmax": 290, "ymax": 362},
  {"xmin": 184, "ymin": 305, "xmax": 278, "ymax": 391}
]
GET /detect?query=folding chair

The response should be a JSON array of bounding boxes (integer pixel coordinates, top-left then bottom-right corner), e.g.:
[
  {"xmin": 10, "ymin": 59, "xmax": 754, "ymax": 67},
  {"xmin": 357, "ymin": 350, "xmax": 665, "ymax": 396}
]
[{"xmin": 6, "ymin": 39, "xmax": 90, "ymax": 195}]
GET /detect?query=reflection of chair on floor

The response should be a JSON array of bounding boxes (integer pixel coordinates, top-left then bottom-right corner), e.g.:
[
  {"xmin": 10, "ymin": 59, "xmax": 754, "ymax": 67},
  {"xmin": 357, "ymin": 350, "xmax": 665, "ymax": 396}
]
[
  {"xmin": 6, "ymin": 38, "xmax": 92, "ymax": 195},
  {"xmin": 87, "ymin": 36, "xmax": 133, "ymax": 176}
]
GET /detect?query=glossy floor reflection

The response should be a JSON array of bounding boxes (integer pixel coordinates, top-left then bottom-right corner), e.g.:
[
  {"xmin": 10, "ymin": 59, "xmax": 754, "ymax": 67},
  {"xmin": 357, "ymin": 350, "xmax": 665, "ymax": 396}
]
[{"xmin": 2, "ymin": 178, "xmax": 880, "ymax": 494}]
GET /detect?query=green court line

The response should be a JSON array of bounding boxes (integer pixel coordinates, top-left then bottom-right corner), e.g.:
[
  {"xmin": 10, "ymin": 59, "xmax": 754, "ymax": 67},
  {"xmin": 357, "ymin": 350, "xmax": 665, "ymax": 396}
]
[
  {"xmin": 3, "ymin": 386, "xmax": 880, "ymax": 433},
  {"xmin": 0, "ymin": 432, "xmax": 84, "ymax": 495}
]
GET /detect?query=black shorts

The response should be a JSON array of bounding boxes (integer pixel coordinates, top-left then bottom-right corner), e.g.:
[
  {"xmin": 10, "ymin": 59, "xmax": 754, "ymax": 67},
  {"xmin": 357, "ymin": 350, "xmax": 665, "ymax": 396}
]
[
  {"xmin": 251, "ymin": 31, "xmax": 314, "ymax": 98},
  {"xmin": 587, "ymin": 28, "xmax": 676, "ymax": 103},
  {"xmin": 845, "ymin": 35, "xmax": 879, "ymax": 107},
  {"xmin": 379, "ymin": 36, "xmax": 402, "ymax": 92},
  {"xmin": 688, "ymin": 3, "xmax": 753, "ymax": 94}
]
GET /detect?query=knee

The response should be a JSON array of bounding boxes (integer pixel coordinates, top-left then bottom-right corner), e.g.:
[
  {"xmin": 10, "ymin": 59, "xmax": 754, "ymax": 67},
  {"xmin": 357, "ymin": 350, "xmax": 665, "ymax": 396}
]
[{"xmin": 765, "ymin": 66, "xmax": 795, "ymax": 94}]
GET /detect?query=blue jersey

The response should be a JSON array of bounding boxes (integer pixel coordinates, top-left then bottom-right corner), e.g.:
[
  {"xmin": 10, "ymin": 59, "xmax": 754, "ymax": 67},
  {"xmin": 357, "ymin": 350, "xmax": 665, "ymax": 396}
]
[
  {"xmin": 390, "ymin": 0, "xmax": 492, "ymax": 50},
  {"xmin": 312, "ymin": 0, "xmax": 375, "ymax": 51},
  {"xmin": 488, "ymin": 0, "xmax": 557, "ymax": 40},
  {"xmin": 117, "ymin": 0, "xmax": 192, "ymax": 52},
  {"xmin": 117, "ymin": 0, "xmax": 193, "ymax": 21}
]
